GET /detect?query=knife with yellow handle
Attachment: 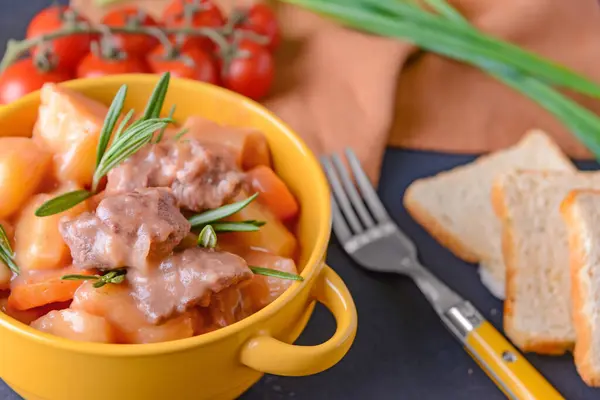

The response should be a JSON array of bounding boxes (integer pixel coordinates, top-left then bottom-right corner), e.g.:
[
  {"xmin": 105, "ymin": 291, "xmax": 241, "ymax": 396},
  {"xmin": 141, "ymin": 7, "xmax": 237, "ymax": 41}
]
[{"xmin": 442, "ymin": 301, "xmax": 564, "ymax": 400}]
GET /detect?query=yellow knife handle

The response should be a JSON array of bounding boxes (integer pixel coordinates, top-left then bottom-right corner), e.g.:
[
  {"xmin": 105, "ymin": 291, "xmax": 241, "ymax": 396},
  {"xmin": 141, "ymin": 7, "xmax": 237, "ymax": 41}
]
[{"xmin": 443, "ymin": 302, "xmax": 564, "ymax": 400}]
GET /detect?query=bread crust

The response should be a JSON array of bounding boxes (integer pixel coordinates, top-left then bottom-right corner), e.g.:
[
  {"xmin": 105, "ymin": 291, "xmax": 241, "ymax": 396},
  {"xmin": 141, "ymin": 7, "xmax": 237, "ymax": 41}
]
[
  {"xmin": 494, "ymin": 172, "xmax": 573, "ymax": 355},
  {"xmin": 403, "ymin": 130, "xmax": 575, "ymax": 266},
  {"xmin": 561, "ymin": 190, "xmax": 600, "ymax": 386},
  {"xmin": 403, "ymin": 186, "xmax": 479, "ymax": 263}
]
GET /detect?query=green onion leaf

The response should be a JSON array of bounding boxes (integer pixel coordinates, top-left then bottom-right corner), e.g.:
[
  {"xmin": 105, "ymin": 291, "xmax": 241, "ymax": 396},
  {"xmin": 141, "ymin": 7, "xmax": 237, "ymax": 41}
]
[
  {"xmin": 96, "ymin": 84, "xmax": 127, "ymax": 168},
  {"xmin": 188, "ymin": 193, "xmax": 259, "ymax": 228},
  {"xmin": 422, "ymin": 0, "xmax": 467, "ymax": 23},
  {"xmin": 92, "ymin": 269, "xmax": 127, "ymax": 288},
  {"xmin": 282, "ymin": 0, "xmax": 600, "ymax": 160},
  {"xmin": 197, "ymin": 225, "xmax": 218, "ymax": 248},
  {"xmin": 209, "ymin": 220, "xmax": 266, "ymax": 232},
  {"xmin": 249, "ymin": 266, "xmax": 304, "ymax": 281},
  {"xmin": 34, "ymin": 190, "xmax": 92, "ymax": 217},
  {"xmin": 142, "ymin": 72, "xmax": 170, "ymax": 120}
]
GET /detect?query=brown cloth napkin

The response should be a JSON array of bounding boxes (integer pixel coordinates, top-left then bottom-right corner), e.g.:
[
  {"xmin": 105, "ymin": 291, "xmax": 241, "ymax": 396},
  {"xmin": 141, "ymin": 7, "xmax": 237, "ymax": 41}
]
[{"xmin": 72, "ymin": 0, "xmax": 600, "ymax": 182}]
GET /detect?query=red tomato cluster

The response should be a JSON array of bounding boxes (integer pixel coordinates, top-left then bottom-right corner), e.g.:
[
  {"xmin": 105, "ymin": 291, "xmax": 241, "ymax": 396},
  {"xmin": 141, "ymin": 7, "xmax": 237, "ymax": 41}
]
[{"xmin": 0, "ymin": 1, "xmax": 279, "ymax": 105}]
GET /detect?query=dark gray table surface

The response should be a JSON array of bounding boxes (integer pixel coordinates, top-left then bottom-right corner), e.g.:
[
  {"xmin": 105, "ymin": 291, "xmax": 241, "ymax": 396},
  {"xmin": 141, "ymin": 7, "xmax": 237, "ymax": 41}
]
[{"xmin": 2, "ymin": 1, "xmax": 600, "ymax": 399}]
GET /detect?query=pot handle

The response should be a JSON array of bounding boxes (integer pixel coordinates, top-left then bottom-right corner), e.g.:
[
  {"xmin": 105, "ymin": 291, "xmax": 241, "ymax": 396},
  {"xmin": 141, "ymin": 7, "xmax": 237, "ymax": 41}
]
[{"xmin": 240, "ymin": 265, "xmax": 357, "ymax": 376}]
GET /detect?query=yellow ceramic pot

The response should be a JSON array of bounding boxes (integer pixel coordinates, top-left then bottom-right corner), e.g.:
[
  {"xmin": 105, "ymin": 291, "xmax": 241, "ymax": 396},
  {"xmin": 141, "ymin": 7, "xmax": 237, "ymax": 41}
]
[{"xmin": 0, "ymin": 75, "xmax": 357, "ymax": 400}]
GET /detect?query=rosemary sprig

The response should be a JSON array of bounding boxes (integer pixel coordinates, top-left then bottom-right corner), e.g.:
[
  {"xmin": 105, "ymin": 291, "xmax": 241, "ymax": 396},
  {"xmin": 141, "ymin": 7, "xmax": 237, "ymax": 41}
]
[
  {"xmin": 0, "ymin": 225, "xmax": 18, "ymax": 274},
  {"xmin": 34, "ymin": 190, "xmax": 92, "ymax": 217},
  {"xmin": 62, "ymin": 269, "xmax": 127, "ymax": 288},
  {"xmin": 35, "ymin": 72, "xmax": 174, "ymax": 217},
  {"xmin": 249, "ymin": 266, "xmax": 304, "ymax": 281},
  {"xmin": 188, "ymin": 193, "xmax": 260, "ymax": 228}
]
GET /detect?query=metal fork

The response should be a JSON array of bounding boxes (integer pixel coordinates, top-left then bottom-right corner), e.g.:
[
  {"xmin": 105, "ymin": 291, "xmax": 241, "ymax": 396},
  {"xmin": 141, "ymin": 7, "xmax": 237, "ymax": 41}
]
[{"xmin": 321, "ymin": 149, "xmax": 563, "ymax": 400}]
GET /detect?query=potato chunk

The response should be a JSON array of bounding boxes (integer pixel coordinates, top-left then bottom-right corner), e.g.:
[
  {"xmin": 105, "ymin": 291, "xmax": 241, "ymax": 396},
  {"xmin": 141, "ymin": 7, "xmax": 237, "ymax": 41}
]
[
  {"xmin": 240, "ymin": 250, "xmax": 299, "ymax": 309},
  {"xmin": 31, "ymin": 309, "xmax": 115, "ymax": 343},
  {"xmin": 15, "ymin": 183, "xmax": 89, "ymax": 271},
  {"xmin": 72, "ymin": 282, "xmax": 194, "ymax": 344},
  {"xmin": 220, "ymin": 192, "xmax": 297, "ymax": 258},
  {"xmin": 0, "ymin": 137, "xmax": 51, "ymax": 218},
  {"xmin": 33, "ymin": 83, "xmax": 108, "ymax": 186}
]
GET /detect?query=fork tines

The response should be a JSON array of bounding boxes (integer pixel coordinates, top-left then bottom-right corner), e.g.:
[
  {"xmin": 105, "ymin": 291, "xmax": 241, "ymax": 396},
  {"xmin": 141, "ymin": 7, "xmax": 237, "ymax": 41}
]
[{"xmin": 321, "ymin": 149, "xmax": 390, "ymax": 242}]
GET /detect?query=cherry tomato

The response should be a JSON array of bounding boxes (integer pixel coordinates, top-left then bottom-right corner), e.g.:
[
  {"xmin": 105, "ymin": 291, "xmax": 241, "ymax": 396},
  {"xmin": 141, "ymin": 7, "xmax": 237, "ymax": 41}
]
[
  {"xmin": 76, "ymin": 53, "xmax": 149, "ymax": 78},
  {"xmin": 26, "ymin": 6, "xmax": 93, "ymax": 72},
  {"xmin": 101, "ymin": 7, "xmax": 159, "ymax": 57},
  {"xmin": 222, "ymin": 40, "xmax": 274, "ymax": 100},
  {"xmin": 238, "ymin": 4, "xmax": 280, "ymax": 51},
  {"xmin": 0, "ymin": 58, "xmax": 72, "ymax": 105},
  {"xmin": 163, "ymin": 0, "xmax": 225, "ymax": 51},
  {"xmin": 148, "ymin": 44, "xmax": 218, "ymax": 83}
]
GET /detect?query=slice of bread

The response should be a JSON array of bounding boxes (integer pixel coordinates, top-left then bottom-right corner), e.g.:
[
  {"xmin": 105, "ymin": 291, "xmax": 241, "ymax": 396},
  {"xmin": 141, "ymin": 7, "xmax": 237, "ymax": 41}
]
[
  {"xmin": 493, "ymin": 171, "xmax": 600, "ymax": 354},
  {"xmin": 403, "ymin": 130, "xmax": 575, "ymax": 299},
  {"xmin": 560, "ymin": 190, "xmax": 600, "ymax": 386}
]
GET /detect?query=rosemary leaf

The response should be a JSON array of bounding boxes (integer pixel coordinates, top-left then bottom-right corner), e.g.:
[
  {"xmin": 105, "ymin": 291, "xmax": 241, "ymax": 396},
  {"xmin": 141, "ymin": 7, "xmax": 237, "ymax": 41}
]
[
  {"xmin": 61, "ymin": 274, "xmax": 101, "ymax": 281},
  {"xmin": 142, "ymin": 72, "xmax": 170, "ymax": 120},
  {"xmin": 62, "ymin": 268, "xmax": 127, "ymax": 289},
  {"xmin": 249, "ymin": 266, "xmax": 304, "ymax": 281},
  {"xmin": 34, "ymin": 190, "xmax": 92, "ymax": 217},
  {"xmin": 0, "ymin": 224, "xmax": 13, "ymax": 257},
  {"xmin": 155, "ymin": 104, "xmax": 176, "ymax": 143},
  {"xmin": 0, "ymin": 224, "xmax": 18, "ymax": 274},
  {"xmin": 188, "ymin": 193, "xmax": 259, "ymax": 228},
  {"xmin": 96, "ymin": 85, "xmax": 127, "ymax": 168},
  {"xmin": 197, "ymin": 225, "xmax": 218, "ymax": 248},
  {"xmin": 173, "ymin": 127, "xmax": 189, "ymax": 141},
  {"xmin": 209, "ymin": 220, "xmax": 266, "ymax": 232},
  {"xmin": 114, "ymin": 108, "xmax": 135, "ymax": 142},
  {"xmin": 0, "ymin": 252, "xmax": 18, "ymax": 275},
  {"xmin": 93, "ymin": 269, "xmax": 127, "ymax": 288}
]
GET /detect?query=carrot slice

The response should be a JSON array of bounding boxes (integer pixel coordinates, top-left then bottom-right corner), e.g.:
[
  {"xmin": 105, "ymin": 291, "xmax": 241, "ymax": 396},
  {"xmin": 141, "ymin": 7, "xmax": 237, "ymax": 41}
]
[
  {"xmin": 1, "ymin": 298, "xmax": 71, "ymax": 325},
  {"xmin": 8, "ymin": 267, "xmax": 94, "ymax": 311},
  {"xmin": 246, "ymin": 166, "xmax": 299, "ymax": 221}
]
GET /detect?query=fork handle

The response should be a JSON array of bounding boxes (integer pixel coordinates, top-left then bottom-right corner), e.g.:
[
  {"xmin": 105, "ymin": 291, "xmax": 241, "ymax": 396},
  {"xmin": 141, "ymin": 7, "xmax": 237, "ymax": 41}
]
[{"xmin": 442, "ymin": 301, "xmax": 564, "ymax": 400}]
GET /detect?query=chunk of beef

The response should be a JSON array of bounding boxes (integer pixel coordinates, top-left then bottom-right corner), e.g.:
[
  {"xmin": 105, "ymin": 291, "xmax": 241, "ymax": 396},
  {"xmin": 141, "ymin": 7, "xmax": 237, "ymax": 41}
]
[
  {"xmin": 106, "ymin": 139, "xmax": 245, "ymax": 212},
  {"xmin": 59, "ymin": 188, "xmax": 190, "ymax": 271},
  {"xmin": 128, "ymin": 248, "xmax": 253, "ymax": 324}
]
